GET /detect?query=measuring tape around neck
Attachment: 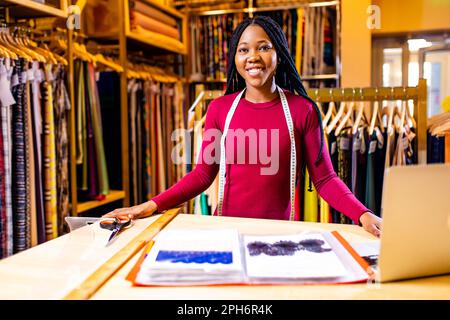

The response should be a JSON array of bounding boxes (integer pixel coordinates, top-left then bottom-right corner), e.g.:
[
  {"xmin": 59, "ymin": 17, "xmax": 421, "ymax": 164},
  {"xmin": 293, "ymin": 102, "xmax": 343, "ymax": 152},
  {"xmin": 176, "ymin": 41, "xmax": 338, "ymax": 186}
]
[{"xmin": 217, "ymin": 86, "xmax": 297, "ymax": 220}]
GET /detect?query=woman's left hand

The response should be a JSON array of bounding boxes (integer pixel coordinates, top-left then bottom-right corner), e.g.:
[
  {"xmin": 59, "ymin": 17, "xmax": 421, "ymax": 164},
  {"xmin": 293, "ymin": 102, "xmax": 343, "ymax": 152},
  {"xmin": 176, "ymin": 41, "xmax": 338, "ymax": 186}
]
[{"xmin": 359, "ymin": 212, "xmax": 382, "ymax": 238}]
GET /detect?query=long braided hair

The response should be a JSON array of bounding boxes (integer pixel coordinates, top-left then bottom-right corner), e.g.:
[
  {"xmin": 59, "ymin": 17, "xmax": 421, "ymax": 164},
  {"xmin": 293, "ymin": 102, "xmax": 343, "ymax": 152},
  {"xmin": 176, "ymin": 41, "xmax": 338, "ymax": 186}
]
[{"xmin": 224, "ymin": 16, "xmax": 324, "ymax": 165}]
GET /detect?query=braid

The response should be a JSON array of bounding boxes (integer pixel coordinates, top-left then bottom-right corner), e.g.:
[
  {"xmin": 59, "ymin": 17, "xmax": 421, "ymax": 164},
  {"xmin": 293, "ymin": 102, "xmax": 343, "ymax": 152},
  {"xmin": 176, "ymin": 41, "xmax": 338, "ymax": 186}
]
[{"xmin": 225, "ymin": 16, "xmax": 324, "ymax": 165}]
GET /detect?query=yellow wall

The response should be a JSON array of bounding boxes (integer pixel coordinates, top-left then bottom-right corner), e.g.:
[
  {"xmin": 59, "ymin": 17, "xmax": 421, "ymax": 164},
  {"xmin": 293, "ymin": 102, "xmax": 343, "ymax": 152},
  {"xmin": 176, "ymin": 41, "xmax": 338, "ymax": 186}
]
[
  {"xmin": 341, "ymin": 0, "xmax": 372, "ymax": 87},
  {"xmin": 372, "ymin": 0, "xmax": 450, "ymax": 34}
]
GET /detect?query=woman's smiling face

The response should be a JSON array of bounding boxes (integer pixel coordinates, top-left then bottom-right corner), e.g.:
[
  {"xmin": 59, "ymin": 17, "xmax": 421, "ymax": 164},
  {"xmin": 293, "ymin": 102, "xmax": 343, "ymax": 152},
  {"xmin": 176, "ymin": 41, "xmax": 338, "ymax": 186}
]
[{"xmin": 235, "ymin": 24, "xmax": 278, "ymax": 89}]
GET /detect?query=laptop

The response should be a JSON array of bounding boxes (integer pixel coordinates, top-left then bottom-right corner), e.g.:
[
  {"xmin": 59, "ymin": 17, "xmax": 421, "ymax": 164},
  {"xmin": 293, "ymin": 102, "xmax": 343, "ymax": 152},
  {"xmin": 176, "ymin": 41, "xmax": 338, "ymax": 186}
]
[{"xmin": 374, "ymin": 164, "xmax": 450, "ymax": 282}]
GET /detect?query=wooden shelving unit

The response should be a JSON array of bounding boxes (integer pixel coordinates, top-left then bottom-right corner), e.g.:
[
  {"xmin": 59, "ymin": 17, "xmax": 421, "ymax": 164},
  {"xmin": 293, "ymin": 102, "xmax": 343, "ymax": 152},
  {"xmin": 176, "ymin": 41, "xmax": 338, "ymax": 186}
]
[
  {"xmin": 0, "ymin": 0, "xmax": 68, "ymax": 18},
  {"xmin": 126, "ymin": 31, "xmax": 186, "ymax": 55},
  {"xmin": 116, "ymin": 0, "xmax": 188, "ymax": 207},
  {"xmin": 124, "ymin": 0, "xmax": 187, "ymax": 55},
  {"xmin": 76, "ymin": 190, "xmax": 126, "ymax": 214}
]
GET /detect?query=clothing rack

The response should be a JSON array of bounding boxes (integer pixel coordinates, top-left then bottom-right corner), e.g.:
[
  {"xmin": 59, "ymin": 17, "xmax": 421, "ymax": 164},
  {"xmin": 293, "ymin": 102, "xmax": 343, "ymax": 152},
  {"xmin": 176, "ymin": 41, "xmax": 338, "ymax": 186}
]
[{"xmin": 306, "ymin": 79, "xmax": 428, "ymax": 164}]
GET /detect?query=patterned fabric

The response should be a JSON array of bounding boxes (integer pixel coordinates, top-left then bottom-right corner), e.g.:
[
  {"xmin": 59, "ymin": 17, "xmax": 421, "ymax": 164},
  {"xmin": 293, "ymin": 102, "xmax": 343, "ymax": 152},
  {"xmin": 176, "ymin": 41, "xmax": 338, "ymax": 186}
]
[
  {"xmin": 11, "ymin": 59, "xmax": 28, "ymax": 253},
  {"xmin": 144, "ymin": 81, "xmax": 152, "ymax": 200},
  {"xmin": 42, "ymin": 74, "xmax": 58, "ymax": 241},
  {"xmin": 53, "ymin": 67, "xmax": 70, "ymax": 235},
  {"xmin": 23, "ymin": 67, "xmax": 32, "ymax": 249},
  {"xmin": 0, "ymin": 65, "xmax": 14, "ymax": 256},
  {"xmin": 0, "ymin": 103, "xmax": 6, "ymax": 258},
  {"xmin": 25, "ymin": 76, "xmax": 38, "ymax": 247}
]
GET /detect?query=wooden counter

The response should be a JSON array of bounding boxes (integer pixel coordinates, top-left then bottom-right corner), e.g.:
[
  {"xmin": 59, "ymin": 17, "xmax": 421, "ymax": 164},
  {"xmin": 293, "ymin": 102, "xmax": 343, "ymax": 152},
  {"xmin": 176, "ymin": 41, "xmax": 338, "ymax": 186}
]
[{"xmin": 1, "ymin": 213, "xmax": 449, "ymax": 299}]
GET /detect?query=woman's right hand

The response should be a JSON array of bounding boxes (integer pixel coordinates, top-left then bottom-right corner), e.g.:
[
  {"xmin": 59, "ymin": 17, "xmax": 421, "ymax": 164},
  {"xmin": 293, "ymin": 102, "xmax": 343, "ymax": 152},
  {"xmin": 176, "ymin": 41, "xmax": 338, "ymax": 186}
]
[{"xmin": 102, "ymin": 200, "xmax": 158, "ymax": 220}]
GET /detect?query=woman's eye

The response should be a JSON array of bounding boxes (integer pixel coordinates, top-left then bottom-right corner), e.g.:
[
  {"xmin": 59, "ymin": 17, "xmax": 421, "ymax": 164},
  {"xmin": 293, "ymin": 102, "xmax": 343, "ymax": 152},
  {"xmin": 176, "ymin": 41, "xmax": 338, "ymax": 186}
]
[
  {"xmin": 238, "ymin": 48, "xmax": 248, "ymax": 53},
  {"xmin": 260, "ymin": 45, "xmax": 271, "ymax": 51}
]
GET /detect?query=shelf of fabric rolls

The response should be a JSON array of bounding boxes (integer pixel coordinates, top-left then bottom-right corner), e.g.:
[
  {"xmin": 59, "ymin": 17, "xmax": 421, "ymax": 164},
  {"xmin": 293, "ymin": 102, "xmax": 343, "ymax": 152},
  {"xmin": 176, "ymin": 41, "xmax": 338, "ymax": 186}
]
[
  {"xmin": 125, "ymin": 0, "xmax": 188, "ymax": 55},
  {"xmin": 76, "ymin": 190, "xmax": 126, "ymax": 214},
  {"xmin": 0, "ymin": 0, "xmax": 68, "ymax": 18},
  {"xmin": 126, "ymin": 30, "xmax": 187, "ymax": 55}
]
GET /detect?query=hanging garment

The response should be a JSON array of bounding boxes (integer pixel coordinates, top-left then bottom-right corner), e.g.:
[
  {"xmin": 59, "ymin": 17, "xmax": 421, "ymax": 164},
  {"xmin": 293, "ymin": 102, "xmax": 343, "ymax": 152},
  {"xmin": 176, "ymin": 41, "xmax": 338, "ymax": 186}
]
[
  {"xmin": 87, "ymin": 63, "xmax": 109, "ymax": 197},
  {"xmin": 11, "ymin": 59, "xmax": 28, "ymax": 253},
  {"xmin": 144, "ymin": 81, "xmax": 152, "ymax": 199},
  {"xmin": 384, "ymin": 125, "xmax": 395, "ymax": 169},
  {"xmin": 0, "ymin": 104, "xmax": 6, "ymax": 258},
  {"xmin": 374, "ymin": 128, "xmax": 386, "ymax": 215},
  {"xmin": 351, "ymin": 127, "xmax": 367, "ymax": 203},
  {"xmin": 150, "ymin": 82, "xmax": 158, "ymax": 196},
  {"xmin": 155, "ymin": 83, "xmax": 166, "ymax": 192},
  {"xmin": 0, "ymin": 58, "xmax": 15, "ymax": 256},
  {"xmin": 200, "ymin": 192, "xmax": 210, "ymax": 215},
  {"xmin": 129, "ymin": 79, "xmax": 138, "ymax": 204},
  {"xmin": 42, "ymin": 72, "xmax": 58, "ymax": 241},
  {"xmin": 53, "ymin": 67, "xmax": 71, "ymax": 235},
  {"xmin": 327, "ymin": 130, "xmax": 339, "ymax": 223},
  {"xmin": 303, "ymin": 169, "xmax": 318, "ymax": 222},
  {"xmin": 319, "ymin": 133, "xmax": 330, "ymax": 223},
  {"xmin": 25, "ymin": 74, "xmax": 38, "ymax": 247},
  {"xmin": 427, "ymin": 132, "xmax": 444, "ymax": 163},
  {"xmin": 23, "ymin": 66, "xmax": 32, "ymax": 249},
  {"xmin": 136, "ymin": 82, "xmax": 144, "ymax": 204},
  {"xmin": 30, "ymin": 63, "xmax": 46, "ymax": 244},
  {"xmin": 84, "ymin": 66, "xmax": 99, "ymax": 200},
  {"xmin": 336, "ymin": 128, "xmax": 352, "ymax": 224},
  {"xmin": 75, "ymin": 60, "xmax": 88, "ymax": 191},
  {"xmin": 365, "ymin": 130, "xmax": 379, "ymax": 216}
]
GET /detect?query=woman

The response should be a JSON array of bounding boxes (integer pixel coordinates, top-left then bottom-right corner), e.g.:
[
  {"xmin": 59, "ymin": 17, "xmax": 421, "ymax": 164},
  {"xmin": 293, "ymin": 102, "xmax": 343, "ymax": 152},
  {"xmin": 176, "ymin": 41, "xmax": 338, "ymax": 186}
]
[{"xmin": 104, "ymin": 16, "xmax": 382, "ymax": 237}]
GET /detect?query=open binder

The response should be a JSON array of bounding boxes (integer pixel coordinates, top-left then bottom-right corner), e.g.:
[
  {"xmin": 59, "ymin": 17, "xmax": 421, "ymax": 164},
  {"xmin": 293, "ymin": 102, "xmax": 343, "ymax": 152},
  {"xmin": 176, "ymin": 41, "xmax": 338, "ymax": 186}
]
[{"xmin": 127, "ymin": 229, "xmax": 374, "ymax": 286}]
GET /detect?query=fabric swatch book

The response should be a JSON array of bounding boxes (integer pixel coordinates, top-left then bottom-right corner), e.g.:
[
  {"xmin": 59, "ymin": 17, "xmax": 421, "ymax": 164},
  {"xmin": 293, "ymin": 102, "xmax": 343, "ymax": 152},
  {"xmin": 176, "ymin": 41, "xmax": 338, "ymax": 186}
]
[{"xmin": 128, "ymin": 229, "xmax": 374, "ymax": 286}]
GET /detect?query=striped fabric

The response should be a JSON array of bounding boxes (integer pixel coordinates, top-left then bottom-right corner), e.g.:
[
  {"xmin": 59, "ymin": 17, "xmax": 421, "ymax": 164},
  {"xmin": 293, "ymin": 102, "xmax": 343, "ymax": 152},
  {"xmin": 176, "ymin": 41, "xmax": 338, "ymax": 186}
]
[
  {"xmin": 42, "ymin": 75, "xmax": 58, "ymax": 241},
  {"xmin": 11, "ymin": 59, "xmax": 28, "ymax": 253},
  {"xmin": 0, "ymin": 104, "xmax": 6, "ymax": 258},
  {"xmin": 144, "ymin": 81, "xmax": 152, "ymax": 200},
  {"xmin": 23, "ymin": 67, "xmax": 32, "ymax": 249}
]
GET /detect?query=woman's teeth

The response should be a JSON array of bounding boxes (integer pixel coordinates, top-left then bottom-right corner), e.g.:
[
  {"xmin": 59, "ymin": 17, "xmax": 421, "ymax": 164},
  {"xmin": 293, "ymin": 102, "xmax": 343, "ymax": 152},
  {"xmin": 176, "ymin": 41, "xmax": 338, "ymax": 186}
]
[{"xmin": 247, "ymin": 68, "xmax": 262, "ymax": 76}]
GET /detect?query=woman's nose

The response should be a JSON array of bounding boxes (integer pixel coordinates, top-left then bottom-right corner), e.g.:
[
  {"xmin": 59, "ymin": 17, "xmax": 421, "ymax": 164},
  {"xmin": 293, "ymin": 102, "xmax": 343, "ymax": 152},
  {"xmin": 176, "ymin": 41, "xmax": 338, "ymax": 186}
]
[{"xmin": 247, "ymin": 53, "xmax": 261, "ymax": 63}]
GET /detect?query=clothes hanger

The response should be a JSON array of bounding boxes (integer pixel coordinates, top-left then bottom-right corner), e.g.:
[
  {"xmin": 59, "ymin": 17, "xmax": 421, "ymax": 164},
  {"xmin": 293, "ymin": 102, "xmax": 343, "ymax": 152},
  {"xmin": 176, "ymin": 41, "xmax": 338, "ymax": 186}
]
[
  {"xmin": 326, "ymin": 101, "xmax": 346, "ymax": 135},
  {"xmin": 428, "ymin": 111, "xmax": 450, "ymax": 129},
  {"xmin": 405, "ymin": 99, "xmax": 417, "ymax": 129},
  {"xmin": 352, "ymin": 101, "xmax": 367, "ymax": 135},
  {"xmin": 335, "ymin": 101, "xmax": 354, "ymax": 136},
  {"xmin": 12, "ymin": 27, "xmax": 41, "ymax": 61},
  {"xmin": 95, "ymin": 54, "xmax": 124, "ymax": 73},
  {"xmin": 326, "ymin": 90, "xmax": 346, "ymax": 135},
  {"xmin": 14, "ymin": 28, "xmax": 45, "ymax": 62},
  {"xmin": 0, "ymin": 26, "xmax": 24, "ymax": 60},
  {"xmin": 322, "ymin": 90, "xmax": 335, "ymax": 129},
  {"xmin": 23, "ymin": 30, "xmax": 59, "ymax": 65},
  {"xmin": 322, "ymin": 101, "xmax": 336, "ymax": 128},
  {"xmin": 368, "ymin": 87, "xmax": 386, "ymax": 135}
]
